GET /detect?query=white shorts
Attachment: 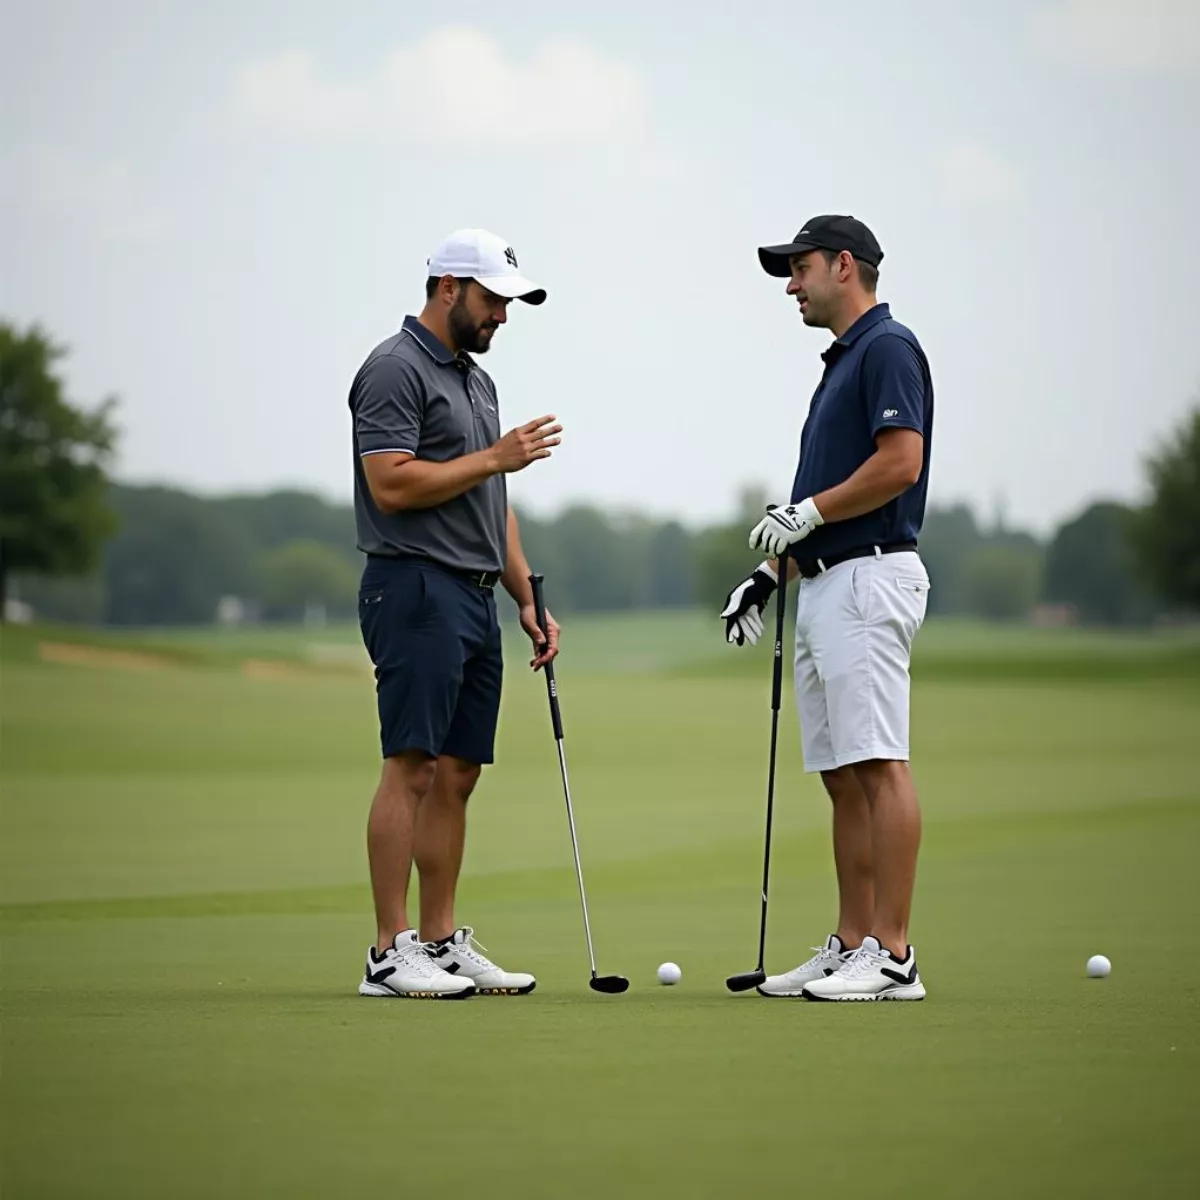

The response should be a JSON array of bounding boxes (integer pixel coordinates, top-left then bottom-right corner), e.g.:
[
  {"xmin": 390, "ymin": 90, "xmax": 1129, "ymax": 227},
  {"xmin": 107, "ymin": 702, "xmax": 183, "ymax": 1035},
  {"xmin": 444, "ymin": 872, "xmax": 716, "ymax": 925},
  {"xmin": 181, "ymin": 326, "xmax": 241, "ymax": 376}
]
[{"xmin": 793, "ymin": 549, "xmax": 930, "ymax": 773}]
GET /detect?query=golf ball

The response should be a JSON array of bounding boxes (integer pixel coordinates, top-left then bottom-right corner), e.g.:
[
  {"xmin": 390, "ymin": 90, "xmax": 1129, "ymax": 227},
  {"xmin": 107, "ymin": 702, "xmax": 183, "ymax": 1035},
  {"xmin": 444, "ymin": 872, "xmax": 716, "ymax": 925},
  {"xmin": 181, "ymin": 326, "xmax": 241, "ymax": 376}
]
[
  {"xmin": 1086, "ymin": 954, "xmax": 1112, "ymax": 978},
  {"xmin": 657, "ymin": 962, "xmax": 682, "ymax": 986}
]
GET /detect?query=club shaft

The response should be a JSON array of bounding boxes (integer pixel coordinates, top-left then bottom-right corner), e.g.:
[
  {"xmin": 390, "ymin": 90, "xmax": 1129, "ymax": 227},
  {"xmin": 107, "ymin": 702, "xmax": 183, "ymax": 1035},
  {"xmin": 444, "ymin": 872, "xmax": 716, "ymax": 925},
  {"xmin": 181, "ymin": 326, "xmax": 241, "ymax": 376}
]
[
  {"xmin": 754, "ymin": 564, "xmax": 790, "ymax": 973},
  {"xmin": 554, "ymin": 736, "xmax": 599, "ymax": 978},
  {"xmin": 529, "ymin": 572, "xmax": 600, "ymax": 981}
]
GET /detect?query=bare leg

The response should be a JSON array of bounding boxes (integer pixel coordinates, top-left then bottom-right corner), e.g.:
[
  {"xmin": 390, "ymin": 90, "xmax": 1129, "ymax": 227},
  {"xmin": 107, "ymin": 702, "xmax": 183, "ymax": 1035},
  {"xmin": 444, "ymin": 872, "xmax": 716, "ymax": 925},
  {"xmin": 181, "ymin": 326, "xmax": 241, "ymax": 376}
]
[
  {"xmin": 852, "ymin": 759, "xmax": 922, "ymax": 957},
  {"xmin": 415, "ymin": 756, "xmax": 482, "ymax": 943},
  {"xmin": 368, "ymin": 751, "xmax": 436, "ymax": 954},
  {"xmin": 821, "ymin": 766, "xmax": 875, "ymax": 949}
]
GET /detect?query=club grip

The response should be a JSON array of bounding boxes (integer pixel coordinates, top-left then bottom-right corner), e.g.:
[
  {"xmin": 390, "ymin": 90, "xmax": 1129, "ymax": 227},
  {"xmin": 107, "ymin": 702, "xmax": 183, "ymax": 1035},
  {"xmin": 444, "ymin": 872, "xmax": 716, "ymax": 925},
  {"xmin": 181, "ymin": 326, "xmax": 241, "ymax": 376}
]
[
  {"xmin": 529, "ymin": 573, "xmax": 564, "ymax": 739},
  {"xmin": 530, "ymin": 572, "xmax": 550, "ymax": 644},
  {"xmin": 771, "ymin": 560, "xmax": 789, "ymax": 712}
]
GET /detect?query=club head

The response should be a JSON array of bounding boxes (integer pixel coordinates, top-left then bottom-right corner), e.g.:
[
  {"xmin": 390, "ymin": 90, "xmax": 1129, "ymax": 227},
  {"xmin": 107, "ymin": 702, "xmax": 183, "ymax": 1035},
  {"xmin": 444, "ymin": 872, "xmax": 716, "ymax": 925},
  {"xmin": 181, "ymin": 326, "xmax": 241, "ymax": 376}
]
[
  {"xmin": 589, "ymin": 975, "xmax": 630, "ymax": 994},
  {"xmin": 725, "ymin": 970, "xmax": 766, "ymax": 993}
]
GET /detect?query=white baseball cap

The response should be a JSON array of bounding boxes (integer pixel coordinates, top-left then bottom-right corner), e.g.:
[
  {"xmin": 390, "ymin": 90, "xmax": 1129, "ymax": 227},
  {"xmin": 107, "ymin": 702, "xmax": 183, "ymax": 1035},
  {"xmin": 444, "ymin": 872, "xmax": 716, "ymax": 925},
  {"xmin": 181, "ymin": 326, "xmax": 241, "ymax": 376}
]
[{"xmin": 426, "ymin": 228, "xmax": 547, "ymax": 305}]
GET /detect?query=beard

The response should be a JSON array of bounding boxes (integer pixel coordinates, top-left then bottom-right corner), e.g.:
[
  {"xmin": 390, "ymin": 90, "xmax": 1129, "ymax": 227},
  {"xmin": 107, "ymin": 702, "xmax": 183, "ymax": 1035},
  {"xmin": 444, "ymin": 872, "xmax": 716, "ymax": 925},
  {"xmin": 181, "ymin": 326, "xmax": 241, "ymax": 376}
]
[{"xmin": 448, "ymin": 295, "xmax": 498, "ymax": 354}]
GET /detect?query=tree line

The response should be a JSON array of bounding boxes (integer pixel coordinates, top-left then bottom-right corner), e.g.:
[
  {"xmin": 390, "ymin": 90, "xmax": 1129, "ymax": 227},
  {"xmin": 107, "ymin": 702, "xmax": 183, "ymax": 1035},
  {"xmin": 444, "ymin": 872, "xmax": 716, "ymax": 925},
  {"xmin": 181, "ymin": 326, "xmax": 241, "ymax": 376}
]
[{"xmin": 3, "ymin": 320, "xmax": 1198, "ymax": 627}]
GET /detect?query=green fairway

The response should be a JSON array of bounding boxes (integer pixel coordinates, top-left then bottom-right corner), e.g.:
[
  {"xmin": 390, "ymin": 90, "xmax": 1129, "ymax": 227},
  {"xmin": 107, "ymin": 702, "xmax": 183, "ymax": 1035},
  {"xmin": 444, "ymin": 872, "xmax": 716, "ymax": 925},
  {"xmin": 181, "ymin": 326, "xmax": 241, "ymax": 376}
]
[{"xmin": 2, "ymin": 616, "xmax": 1198, "ymax": 1198}]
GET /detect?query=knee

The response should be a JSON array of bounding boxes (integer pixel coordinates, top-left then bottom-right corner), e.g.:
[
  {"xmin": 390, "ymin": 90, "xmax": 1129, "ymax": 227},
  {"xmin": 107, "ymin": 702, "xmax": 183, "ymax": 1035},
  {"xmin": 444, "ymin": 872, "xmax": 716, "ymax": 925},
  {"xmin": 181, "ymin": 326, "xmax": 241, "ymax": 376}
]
[
  {"xmin": 821, "ymin": 766, "xmax": 863, "ymax": 806},
  {"xmin": 382, "ymin": 751, "xmax": 437, "ymax": 799},
  {"xmin": 852, "ymin": 758, "xmax": 908, "ymax": 793},
  {"xmin": 439, "ymin": 758, "xmax": 482, "ymax": 802}
]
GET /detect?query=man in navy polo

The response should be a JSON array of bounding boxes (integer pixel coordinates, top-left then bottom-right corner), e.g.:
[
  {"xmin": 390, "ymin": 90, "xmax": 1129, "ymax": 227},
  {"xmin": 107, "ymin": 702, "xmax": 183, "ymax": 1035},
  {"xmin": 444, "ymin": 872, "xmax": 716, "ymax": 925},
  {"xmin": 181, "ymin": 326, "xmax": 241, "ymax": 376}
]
[
  {"xmin": 720, "ymin": 215, "xmax": 935, "ymax": 1002},
  {"xmin": 350, "ymin": 229, "xmax": 562, "ymax": 999}
]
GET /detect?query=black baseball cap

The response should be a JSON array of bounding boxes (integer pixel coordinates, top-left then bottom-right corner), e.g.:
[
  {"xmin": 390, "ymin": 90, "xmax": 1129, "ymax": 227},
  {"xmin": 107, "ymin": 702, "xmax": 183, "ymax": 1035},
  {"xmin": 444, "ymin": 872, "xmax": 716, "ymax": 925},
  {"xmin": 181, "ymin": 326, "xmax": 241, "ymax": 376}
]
[{"xmin": 757, "ymin": 215, "xmax": 884, "ymax": 277}]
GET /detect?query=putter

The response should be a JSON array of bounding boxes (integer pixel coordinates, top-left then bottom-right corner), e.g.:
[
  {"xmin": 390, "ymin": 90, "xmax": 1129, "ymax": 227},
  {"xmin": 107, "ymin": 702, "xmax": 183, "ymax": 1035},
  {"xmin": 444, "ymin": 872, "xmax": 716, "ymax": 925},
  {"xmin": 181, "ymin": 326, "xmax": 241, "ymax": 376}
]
[
  {"xmin": 726, "ymin": 558, "xmax": 790, "ymax": 993},
  {"xmin": 529, "ymin": 574, "xmax": 629, "ymax": 995}
]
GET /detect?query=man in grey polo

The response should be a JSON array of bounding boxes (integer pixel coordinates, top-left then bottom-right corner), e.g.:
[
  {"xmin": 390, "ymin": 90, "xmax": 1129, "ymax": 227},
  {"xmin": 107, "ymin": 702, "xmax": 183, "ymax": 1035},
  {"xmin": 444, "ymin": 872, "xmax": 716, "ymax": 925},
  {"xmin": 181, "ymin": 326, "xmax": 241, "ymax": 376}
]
[{"xmin": 350, "ymin": 229, "xmax": 562, "ymax": 1000}]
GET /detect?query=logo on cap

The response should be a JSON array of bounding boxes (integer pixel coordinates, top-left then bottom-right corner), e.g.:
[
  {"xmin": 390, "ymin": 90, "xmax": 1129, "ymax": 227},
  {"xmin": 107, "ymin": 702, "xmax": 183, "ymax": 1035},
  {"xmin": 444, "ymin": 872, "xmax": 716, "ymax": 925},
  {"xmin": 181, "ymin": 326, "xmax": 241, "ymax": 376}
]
[{"xmin": 505, "ymin": 247, "xmax": 518, "ymax": 269}]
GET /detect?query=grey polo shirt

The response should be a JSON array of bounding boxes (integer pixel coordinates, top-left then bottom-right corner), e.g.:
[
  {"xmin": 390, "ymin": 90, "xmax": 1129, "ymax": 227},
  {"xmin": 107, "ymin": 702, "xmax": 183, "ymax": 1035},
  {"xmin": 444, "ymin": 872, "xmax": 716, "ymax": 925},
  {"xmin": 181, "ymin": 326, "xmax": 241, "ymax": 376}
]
[{"xmin": 350, "ymin": 316, "xmax": 507, "ymax": 574}]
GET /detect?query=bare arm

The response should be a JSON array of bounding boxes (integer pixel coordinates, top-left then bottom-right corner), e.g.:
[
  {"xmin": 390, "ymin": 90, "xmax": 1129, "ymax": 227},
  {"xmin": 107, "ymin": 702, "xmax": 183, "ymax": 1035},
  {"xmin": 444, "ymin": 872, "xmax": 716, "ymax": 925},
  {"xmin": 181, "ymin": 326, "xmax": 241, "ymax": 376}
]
[
  {"xmin": 361, "ymin": 415, "xmax": 563, "ymax": 514},
  {"xmin": 502, "ymin": 506, "xmax": 535, "ymax": 606},
  {"xmin": 504, "ymin": 506, "xmax": 560, "ymax": 670},
  {"xmin": 363, "ymin": 449, "xmax": 498, "ymax": 513},
  {"xmin": 813, "ymin": 427, "xmax": 923, "ymax": 523}
]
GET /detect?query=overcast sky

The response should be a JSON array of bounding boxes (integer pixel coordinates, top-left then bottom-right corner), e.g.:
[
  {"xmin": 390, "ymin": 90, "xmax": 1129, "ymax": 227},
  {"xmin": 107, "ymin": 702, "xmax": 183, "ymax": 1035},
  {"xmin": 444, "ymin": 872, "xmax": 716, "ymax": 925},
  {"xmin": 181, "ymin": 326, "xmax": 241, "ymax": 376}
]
[{"xmin": 3, "ymin": 0, "xmax": 1198, "ymax": 534}]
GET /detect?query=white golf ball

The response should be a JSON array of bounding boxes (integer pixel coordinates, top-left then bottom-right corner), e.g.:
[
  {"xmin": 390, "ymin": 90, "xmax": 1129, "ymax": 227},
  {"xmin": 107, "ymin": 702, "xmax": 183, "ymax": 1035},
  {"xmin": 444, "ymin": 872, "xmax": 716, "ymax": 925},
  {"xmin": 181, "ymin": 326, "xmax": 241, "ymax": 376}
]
[
  {"xmin": 657, "ymin": 962, "xmax": 681, "ymax": 986},
  {"xmin": 1086, "ymin": 954, "xmax": 1111, "ymax": 978}
]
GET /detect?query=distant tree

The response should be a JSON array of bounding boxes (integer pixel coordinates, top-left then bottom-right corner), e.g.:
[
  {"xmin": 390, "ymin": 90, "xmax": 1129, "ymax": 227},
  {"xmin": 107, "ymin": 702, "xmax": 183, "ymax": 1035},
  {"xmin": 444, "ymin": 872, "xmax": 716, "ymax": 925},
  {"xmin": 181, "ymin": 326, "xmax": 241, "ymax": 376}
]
[
  {"xmin": 1129, "ymin": 403, "xmax": 1200, "ymax": 611},
  {"xmin": 961, "ymin": 544, "xmax": 1043, "ymax": 622},
  {"xmin": 8, "ymin": 573, "xmax": 106, "ymax": 625},
  {"xmin": 548, "ymin": 505, "xmax": 640, "ymax": 612},
  {"xmin": 1043, "ymin": 501, "xmax": 1157, "ymax": 625},
  {"xmin": 256, "ymin": 539, "xmax": 359, "ymax": 620},
  {"xmin": 216, "ymin": 490, "xmax": 357, "ymax": 565},
  {"xmin": 918, "ymin": 504, "xmax": 982, "ymax": 615},
  {"xmin": 103, "ymin": 485, "xmax": 257, "ymax": 625},
  {"xmin": 643, "ymin": 519, "xmax": 696, "ymax": 607},
  {"xmin": 0, "ymin": 323, "xmax": 118, "ymax": 615},
  {"xmin": 693, "ymin": 484, "xmax": 769, "ymax": 606}
]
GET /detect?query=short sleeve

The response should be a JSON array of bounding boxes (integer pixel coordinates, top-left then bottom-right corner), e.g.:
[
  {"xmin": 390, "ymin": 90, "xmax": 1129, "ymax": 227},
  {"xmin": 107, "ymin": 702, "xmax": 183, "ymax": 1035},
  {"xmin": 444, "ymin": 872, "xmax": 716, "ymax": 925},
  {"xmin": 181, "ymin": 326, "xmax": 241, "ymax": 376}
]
[
  {"xmin": 862, "ymin": 335, "xmax": 926, "ymax": 438},
  {"xmin": 352, "ymin": 354, "xmax": 424, "ymax": 456}
]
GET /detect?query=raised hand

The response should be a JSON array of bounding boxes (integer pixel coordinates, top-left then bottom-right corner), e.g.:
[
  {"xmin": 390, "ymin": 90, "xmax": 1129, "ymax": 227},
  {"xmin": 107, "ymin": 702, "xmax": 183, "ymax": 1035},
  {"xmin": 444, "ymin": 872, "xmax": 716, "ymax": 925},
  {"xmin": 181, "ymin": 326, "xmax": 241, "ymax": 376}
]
[{"xmin": 490, "ymin": 415, "xmax": 563, "ymax": 473}]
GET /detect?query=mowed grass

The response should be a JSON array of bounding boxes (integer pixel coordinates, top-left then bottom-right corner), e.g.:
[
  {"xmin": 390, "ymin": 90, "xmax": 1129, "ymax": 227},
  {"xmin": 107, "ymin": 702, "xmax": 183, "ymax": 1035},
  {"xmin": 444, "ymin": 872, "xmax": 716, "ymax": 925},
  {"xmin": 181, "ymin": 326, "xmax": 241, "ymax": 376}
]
[{"xmin": 1, "ymin": 615, "xmax": 1198, "ymax": 1198}]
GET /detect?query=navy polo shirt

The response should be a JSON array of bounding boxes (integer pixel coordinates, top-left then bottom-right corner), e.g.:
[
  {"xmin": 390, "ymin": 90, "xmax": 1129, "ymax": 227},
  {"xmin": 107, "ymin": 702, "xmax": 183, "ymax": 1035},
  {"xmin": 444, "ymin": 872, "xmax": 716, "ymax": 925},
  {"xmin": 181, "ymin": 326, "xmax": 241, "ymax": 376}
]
[{"xmin": 789, "ymin": 303, "xmax": 933, "ymax": 562}]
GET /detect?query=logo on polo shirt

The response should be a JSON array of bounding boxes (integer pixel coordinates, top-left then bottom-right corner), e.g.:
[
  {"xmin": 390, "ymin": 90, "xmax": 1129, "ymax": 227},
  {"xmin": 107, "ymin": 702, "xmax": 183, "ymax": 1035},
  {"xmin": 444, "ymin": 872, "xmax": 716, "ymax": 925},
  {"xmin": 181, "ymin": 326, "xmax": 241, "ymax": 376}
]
[
  {"xmin": 505, "ymin": 246, "xmax": 518, "ymax": 268},
  {"xmin": 883, "ymin": 409, "xmax": 899, "ymax": 419}
]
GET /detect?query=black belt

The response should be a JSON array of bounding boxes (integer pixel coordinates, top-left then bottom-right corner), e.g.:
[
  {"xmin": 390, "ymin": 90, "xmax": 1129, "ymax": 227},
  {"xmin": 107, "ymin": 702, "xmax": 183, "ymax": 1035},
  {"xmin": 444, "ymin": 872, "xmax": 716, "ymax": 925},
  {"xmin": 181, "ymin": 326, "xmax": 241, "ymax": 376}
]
[
  {"xmin": 452, "ymin": 567, "xmax": 502, "ymax": 590},
  {"xmin": 367, "ymin": 554, "xmax": 501, "ymax": 590},
  {"xmin": 794, "ymin": 540, "xmax": 918, "ymax": 580}
]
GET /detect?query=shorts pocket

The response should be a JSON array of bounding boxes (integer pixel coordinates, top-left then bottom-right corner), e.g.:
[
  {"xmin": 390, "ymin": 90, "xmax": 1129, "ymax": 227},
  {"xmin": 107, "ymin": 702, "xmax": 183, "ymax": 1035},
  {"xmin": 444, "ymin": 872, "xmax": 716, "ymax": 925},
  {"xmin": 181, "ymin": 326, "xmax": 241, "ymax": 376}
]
[
  {"xmin": 358, "ymin": 570, "xmax": 432, "ymax": 665},
  {"xmin": 848, "ymin": 561, "xmax": 874, "ymax": 623},
  {"xmin": 893, "ymin": 574, "xmax": 930, "ymax": 642},
  {"xmin": 896, "ymin": 575, "xmax": 930, "ymax": 596}
]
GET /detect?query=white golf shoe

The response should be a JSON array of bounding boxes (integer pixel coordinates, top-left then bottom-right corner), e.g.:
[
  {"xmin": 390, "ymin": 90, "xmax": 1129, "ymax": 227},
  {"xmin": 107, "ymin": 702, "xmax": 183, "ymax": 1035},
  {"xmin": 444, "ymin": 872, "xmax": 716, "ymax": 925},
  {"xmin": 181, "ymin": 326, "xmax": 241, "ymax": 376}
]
[
  {"xmin": 801, "ymin": 936, "xmax": 926, "ymax": 1002},
  {"xmin": 757, "ymin": 934, "xmax": 854, "ymax": 997},
  {"xmin": 428, "ymin": 927, "xmax": 536, "ymax": 996},
  {"xmin": 358, "ymin": 930, "xmax": 476, "ymax": 1000}
]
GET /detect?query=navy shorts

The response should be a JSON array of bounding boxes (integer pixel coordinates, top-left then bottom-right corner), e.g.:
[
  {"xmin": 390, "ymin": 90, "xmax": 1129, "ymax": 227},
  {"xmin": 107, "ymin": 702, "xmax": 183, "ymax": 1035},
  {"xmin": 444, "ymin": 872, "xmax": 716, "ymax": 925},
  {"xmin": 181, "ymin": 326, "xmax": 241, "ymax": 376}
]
[{"xmin": 358, "ymin": 556, "xmax": 503, "ymax": 765}]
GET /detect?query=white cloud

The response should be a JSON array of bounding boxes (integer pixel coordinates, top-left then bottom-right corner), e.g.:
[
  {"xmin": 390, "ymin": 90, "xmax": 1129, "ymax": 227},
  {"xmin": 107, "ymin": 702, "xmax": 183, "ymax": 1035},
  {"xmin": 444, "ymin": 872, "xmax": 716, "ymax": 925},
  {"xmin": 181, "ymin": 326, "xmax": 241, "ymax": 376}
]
[
  {"xmin": 1029, "ymin": 0, "xmax": 1200, "ymax": 72},
  {"xmin": 228, "ymin": 26, "xmax": 648, "ymax": 149},
  {"xmin": 936, "ymin": 141, "xmax": 1028, "ymax": 216},
  {"xmin": 0, "ymin": 145, "xmax": 172, "ymax": 243}
]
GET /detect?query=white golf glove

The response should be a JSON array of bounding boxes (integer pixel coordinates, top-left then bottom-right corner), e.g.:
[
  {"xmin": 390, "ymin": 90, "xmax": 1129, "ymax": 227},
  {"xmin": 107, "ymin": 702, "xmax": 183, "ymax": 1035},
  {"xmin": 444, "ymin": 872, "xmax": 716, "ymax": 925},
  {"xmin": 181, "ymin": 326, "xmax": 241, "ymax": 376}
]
[
  {"xmin": 749, "ymin": 497, "xmax": 824, "ymax": 557},
  {"xmin": 720, "ymin": 562, "xmax": 778, "ymax": 646}
]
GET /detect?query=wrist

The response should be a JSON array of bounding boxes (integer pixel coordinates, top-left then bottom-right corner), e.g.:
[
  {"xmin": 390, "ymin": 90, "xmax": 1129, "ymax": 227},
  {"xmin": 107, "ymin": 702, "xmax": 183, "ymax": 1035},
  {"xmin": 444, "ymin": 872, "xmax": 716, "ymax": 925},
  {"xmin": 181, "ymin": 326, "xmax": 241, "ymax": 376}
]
[
  {"xmin": 799, "ymin": 496, "xmax": 825, "ymax": 525},
  {"xmin": 757, "ymin": 560, "xmax": 779, "ymax": 584}
]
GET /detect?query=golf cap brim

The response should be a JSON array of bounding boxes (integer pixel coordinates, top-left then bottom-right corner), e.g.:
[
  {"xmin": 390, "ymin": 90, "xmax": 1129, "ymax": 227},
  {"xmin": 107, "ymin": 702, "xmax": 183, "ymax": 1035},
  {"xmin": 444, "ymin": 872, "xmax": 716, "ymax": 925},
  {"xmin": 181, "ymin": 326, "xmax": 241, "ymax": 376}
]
[
  {"xmin": 473, "ymin": 273, "xmax": 547, "ymax": 305},
  {"xmin": 757, "ymin": 241, "xmax": 822, "ymax": 277}
]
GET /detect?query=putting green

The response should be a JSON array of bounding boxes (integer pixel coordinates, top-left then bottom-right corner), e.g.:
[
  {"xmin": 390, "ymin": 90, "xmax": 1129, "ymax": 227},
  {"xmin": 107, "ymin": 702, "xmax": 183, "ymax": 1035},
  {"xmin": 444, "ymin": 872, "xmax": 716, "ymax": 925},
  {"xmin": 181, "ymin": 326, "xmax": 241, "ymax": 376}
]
[{"xmin": 2, "ymin": 618, "xmax": 1197, "ymax": 1198}]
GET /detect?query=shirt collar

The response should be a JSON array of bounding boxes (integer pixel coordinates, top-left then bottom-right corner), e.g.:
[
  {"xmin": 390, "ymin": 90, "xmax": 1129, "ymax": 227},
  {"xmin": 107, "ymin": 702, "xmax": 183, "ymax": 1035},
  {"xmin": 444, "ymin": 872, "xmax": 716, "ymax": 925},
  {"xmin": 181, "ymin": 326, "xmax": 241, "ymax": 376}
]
[
  {"xmin": 401, "ymin": 315, "xmax": 471, "ymax": 367},
  {"xmin": 822, "ymin": 302, "xmax": 890, "ymax": 362}
]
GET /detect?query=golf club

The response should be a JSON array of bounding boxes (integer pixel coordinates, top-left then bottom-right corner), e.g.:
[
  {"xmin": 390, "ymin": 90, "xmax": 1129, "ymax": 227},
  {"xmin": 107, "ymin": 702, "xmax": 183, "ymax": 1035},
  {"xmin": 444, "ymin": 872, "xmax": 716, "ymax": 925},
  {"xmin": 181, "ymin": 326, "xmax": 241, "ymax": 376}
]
[
  {"xmin": 529, "ymin": 573, "xmax": 629, "ymax": 995},
  {"xmin": 725, "ymin": 557, "xmax": 790, "ymax": 993}
]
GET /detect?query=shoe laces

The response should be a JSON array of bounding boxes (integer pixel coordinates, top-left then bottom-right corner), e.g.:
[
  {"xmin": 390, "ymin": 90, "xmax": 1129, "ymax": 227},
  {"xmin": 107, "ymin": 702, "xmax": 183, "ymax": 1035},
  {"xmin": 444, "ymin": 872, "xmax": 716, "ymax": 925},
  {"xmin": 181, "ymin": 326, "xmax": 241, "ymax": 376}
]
[
  {"xmin": 839, "ymin": 945, "xmax": 888, "ymax": 979},
  {"xmin": 396, "ymin": 940, "xmax": 442, "ymax": 979},
  {"xmin": 451, "ymin": 927, "xmax": 499, "ymax": 972},
  {"xmin": 797, "ymin": 944, "xmax": 841, "ymax": 972}
]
